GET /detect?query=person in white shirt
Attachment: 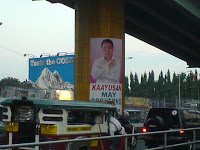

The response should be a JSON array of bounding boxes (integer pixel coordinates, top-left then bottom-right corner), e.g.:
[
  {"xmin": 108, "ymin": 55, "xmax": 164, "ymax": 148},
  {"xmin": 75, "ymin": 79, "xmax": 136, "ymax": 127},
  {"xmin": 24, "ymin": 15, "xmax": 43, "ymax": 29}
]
[
  {"xmin": 109, "ymin": 116, "xmax": 126, "ymax": 149},
  {"xmin": 109, "ymin": 116, "xmax": 126, "ymax": 136},
  {"xmin": 91, "ymin": 39, "xmax": 121, "ymax": 84}
]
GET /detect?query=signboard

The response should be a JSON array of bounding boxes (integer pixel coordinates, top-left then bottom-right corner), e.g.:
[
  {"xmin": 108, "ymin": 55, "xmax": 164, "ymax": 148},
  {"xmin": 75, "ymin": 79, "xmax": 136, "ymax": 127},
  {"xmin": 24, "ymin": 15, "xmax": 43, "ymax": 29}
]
[
  {"xmin": 29, "ymin": 55, "xmax": 74, "ymax": 90},
  {"xmin": 125, "ymin": 97, "xmax": 149, "ymax": 107},
  {"xmin": 41, "ymin": 124, "xmax": 57, "ymax": 135},
  {"xmin": 90, "ymin": 38, "xmax": 122, "ymax": 113}
]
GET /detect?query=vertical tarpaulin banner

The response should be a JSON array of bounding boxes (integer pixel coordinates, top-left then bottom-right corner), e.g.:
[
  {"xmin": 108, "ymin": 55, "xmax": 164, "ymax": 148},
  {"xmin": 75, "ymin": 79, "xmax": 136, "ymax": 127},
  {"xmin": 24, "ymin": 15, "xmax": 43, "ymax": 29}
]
[{"xmin": 90, "ymin": 38, "xmax": 122, "ymax": 114}]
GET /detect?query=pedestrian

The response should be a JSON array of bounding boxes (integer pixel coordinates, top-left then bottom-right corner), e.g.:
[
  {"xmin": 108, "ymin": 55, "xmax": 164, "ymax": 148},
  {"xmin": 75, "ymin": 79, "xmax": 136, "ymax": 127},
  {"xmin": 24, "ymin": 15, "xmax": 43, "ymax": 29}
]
[{"xmin": 109, "ymin": 116, "xmax": 126, "ymax": 150}]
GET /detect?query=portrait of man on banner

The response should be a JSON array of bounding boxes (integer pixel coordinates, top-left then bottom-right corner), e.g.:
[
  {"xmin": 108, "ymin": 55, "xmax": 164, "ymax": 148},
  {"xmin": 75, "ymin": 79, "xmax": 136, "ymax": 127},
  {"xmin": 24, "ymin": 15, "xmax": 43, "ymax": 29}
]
[{"xmin": 90, "ymin": 38, "xmax": 122, "ymax": 84}]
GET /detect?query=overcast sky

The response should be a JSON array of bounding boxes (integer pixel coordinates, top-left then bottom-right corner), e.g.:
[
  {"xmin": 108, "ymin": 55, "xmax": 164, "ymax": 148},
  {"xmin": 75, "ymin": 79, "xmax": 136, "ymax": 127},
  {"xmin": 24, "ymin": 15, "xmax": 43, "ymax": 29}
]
[{"xmin": 0, "ymin": 0, "xmax": 198, "ymax": 82}]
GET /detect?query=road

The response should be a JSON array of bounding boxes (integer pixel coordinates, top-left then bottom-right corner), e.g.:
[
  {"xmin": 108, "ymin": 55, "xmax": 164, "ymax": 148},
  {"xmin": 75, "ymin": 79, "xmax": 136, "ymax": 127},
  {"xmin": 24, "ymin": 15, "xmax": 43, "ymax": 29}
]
[
  {"xmin": 134, "ymin": 140, "xmax": 147, "ymax": 150},
  {"xmin": 134, "ymin": 139, "xmax": 200, "ymax": 150}
]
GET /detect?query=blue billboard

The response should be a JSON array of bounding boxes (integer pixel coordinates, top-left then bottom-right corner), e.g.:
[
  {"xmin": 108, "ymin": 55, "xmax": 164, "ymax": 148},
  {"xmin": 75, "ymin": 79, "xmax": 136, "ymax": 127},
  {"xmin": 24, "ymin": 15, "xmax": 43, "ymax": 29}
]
[{"xmin": 29, "ymin": 55, "xmax": 74, "ymax": 90}]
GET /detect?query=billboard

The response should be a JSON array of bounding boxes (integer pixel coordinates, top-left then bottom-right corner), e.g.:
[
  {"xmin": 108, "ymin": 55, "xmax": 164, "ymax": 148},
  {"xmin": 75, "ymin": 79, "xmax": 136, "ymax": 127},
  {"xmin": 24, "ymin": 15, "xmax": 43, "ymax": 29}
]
[
  {"xmin": 125, "ymin": 97, "xmax": 150, "ymax": 107},
  {"xmin": 90, "ymin": 38, "xmax": 122, "ymax": 113},
  {"xmin": 29, "ymin": 55, "xmax": 74, "ymax": 90}
]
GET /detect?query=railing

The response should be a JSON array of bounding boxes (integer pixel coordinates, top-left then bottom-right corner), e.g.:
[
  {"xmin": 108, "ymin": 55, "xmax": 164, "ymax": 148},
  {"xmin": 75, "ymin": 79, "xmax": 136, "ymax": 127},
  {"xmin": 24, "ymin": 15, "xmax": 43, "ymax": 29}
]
[
  {"xmin": 141, "ymin": 127, "xmax": 200, "ymax": 150},
  {"xmin": 0, "ymin": 127, "xmax": 200, "ymax": 150}
]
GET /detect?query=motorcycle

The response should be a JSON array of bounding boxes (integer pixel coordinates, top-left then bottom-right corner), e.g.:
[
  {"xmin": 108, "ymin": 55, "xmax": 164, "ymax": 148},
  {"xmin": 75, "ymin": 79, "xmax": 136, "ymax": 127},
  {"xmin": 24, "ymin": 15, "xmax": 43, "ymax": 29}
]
[{"xmin": 114, "ymin": 115, "xmax": 137, "ymax": 150}]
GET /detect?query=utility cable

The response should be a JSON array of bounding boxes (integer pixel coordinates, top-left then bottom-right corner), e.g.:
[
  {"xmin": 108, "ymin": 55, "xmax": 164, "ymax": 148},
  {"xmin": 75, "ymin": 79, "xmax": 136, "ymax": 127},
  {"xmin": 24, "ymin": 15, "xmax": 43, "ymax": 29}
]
[{"xmin": 0, "ymin": 45, "xmax": 24, "ymax": 56}]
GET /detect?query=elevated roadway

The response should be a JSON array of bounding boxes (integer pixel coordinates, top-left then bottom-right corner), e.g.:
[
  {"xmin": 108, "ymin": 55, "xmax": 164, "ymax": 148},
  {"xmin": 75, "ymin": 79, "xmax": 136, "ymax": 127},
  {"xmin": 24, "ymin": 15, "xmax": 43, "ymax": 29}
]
[{"xmin": 46, "ymin": 0, "xmax": 200, "ymax": 68}]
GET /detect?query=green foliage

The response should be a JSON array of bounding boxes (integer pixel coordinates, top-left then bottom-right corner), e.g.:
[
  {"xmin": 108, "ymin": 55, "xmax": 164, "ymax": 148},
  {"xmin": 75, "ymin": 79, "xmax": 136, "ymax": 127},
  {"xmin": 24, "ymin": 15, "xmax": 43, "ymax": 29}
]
[
  {"xmin": 130, "ymin": 72, "xmax": 140, "ymax": 97},
  {"xmin": 1, "ymin": 70, "xmax": 200, "ymax": 101},
  {"xmin": 0, "ymin": 77, "xmax": 32, "ymax": 88},
  {"xmin": 147, "ymin": 70, "xmax": 155, "ymax": 98},
  {"xmin": 126, "ymin": 70, "xmax": 200, "ymax": 101},
  {"xmin": 125, "ymin": 76, "xmax": 130, "ymax": 96},
  {"xmin": 1, "ymin": 77, "xmax": 20, "ymax": 86}
]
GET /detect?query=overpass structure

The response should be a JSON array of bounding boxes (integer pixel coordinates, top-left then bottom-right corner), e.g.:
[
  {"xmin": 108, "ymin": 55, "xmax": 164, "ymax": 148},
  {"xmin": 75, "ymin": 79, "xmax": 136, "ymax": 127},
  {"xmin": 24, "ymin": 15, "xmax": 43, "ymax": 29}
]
[
  {"xmin": 44, "ymin": 0, "xmax": 200, "ymax": 114},
  {"xmin": 47, "ymin": 0, "xmax": 200, "ymax": 67}
]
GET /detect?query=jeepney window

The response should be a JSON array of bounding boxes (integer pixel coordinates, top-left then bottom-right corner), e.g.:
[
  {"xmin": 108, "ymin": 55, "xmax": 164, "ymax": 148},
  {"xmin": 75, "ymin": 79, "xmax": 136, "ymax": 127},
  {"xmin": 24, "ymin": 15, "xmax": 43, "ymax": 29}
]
[
  {"xmin": 43, "ymin": 116, "xmax": 63, "ymax": 121},
  {"xmin": 105, "ymin": 111, "xmax": 115, "ymax": 123},
  {"xmin": 43, "ymin": 109, "xmax": 63, "ymax": 114},
  {"xmin": 41, "ymin": 109, "xmax": 64, "ymax": 122},
  {"xmin": 2, "ymin": 107, "xmax": 8, "ymax": 120},
  {"xmin": 67, "ymin": 110, "xmax": 86, "ymax": 124},
  {"xmin": 94, "ymin": 112, "xmax": 103, "ymax": 124},
  {"xmin": 3, "ymin": 107, "xmax": 8, "ymax": 113},
  {"xmin": 14, "ymin": 106, "xmax": 35, "ymax": 122},
  {"xmin": 67, "ymin": 110, "xmax": 103, "ymax": 125},
  {"xmin": 3, "ymin": 115, "xmax": 8, "ymax": 119}
]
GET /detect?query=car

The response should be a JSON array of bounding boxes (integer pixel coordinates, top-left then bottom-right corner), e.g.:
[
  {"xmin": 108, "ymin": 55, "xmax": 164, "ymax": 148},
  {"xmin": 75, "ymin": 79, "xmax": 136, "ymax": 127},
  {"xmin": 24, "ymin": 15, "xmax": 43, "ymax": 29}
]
[
  {"xmin": 0, "ymin": 121, "xmax": 5, "ymax": 145},
  {"xmin": 142, "ymin": 108, "xmax": 200, "ymax": 149},
  {"xmin": 126, "ymin": 109, "xmax": 145, "ymax": 133}
]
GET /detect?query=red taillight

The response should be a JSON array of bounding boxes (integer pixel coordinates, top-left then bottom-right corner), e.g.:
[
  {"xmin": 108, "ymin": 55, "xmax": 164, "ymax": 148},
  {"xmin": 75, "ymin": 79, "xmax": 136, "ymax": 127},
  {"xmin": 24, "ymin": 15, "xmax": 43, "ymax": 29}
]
[
  {"xmin": 142, "ymin": 128, "xmax": 147, "ymax": 132},
  {"xmin": 179, "ymin": 126, "xmax": 185, "ymax": 134},
  {"xmin": 179, "ymin": 130, "xmax": 184, "ymax": 134}
]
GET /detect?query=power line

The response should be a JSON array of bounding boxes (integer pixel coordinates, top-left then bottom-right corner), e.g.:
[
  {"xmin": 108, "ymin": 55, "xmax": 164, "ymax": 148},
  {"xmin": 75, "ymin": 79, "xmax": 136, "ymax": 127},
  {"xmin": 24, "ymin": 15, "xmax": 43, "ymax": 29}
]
[{"xmin": 0, "ymin": 45, "xmax": 24, "ymax": 56}]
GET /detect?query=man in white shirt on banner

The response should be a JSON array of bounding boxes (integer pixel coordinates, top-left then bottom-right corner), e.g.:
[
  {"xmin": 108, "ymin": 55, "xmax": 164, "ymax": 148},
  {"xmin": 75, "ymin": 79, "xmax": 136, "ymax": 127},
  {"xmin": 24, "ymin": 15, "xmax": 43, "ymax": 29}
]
[{"xmin": 91, "ymin": 39, "xmax": 121, "ymax": 84}]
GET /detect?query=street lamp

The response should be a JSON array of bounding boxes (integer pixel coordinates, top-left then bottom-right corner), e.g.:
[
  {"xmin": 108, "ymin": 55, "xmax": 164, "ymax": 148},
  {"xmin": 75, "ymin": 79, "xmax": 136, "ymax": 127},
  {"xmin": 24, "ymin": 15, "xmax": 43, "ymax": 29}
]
[
  {"xmin": 56, "ymin": 52, "xmax": 74, "ymax": 56},
  {"xmin": 57, "ymin": 52, "xmax": 67, "ymax": 56},
  {"xmin": 125, "ymin": 57, "xmax": 133, "ymax": 60},
  {"xmin": 24, "ymin": 54, "xmax": 37, "ymax": 58},
  {"xmin": 40, "ymin": 53, "xmax": 50, "ymax": 57}
]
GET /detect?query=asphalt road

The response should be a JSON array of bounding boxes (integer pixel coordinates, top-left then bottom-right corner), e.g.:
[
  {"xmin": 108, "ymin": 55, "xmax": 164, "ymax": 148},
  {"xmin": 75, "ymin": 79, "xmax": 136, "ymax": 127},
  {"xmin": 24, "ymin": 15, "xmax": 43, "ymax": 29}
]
[
  {"xmin": 134, "ymin": 140, "xmax": 200, "ymax": 150},
  {"xmin": 134, "ymin": 140, "xmax": 147, "ymax": 150}
]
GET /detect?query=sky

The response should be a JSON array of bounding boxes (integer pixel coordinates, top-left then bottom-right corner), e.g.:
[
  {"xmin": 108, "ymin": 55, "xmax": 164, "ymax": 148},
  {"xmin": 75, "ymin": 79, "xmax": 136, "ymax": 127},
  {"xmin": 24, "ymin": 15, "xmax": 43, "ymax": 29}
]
[{"xmin": 0, "ymin": 0, "xmax": 199, "ymax": 82}]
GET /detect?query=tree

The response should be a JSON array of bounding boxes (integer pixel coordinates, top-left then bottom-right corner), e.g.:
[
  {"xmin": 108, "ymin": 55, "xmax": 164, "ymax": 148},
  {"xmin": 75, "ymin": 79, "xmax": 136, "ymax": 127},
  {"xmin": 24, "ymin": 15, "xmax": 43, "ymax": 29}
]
[
  {"xmin": 125, "ymin": 69, "xmax": 199, "ymax": 107},
  {"xmin": 0, "ymin": 77, "xmax": 32, "ymax": 88},
  {"xmin": 156, "ymin": 71, "xmax": 164, "ymax": 99},
  {"xmin": 130, "ymin": 72, "xmax": 139, "ymax": 97},
  {"xmin": 190, "ymin": 71, "xmax": 198, "ymax": 99},
  {"xmin": 147, "ymin": 70, "xmax": 155, "ymax": 98},
  {"xmin": 129, "ymin": 72, "xmax": 134, "ymax": 97},
  {"xmin": 21, "ymin": 79, "xmax": 33, "ymax": 89},
  {"xmin": 180, "ymin": 72, "xmax": 187, "ymax": 100},
  {"xmin": 140, "ymin": 72, "xmax": 148, "ymax": 97},
  {"xmin": 185, "ymin": 72, "xmax": 193, "ymax": 99},
  {"xmin": 0, "ymin": 77, "xmax": 20, "ymax": 87},
  {"xmin": 171, "ymin": 72, "xmax": 179, "ymax": 100},
  {"xmin": 125, "ymin": 76, "xmax": 130, "ymax": 96},
  {"xmin": 164, "ymin": 69, "xmax": 172, "ymax": 100},
  {"xmin": 134, "ymin": 73, "xmax": 140, "ymax": 97}
]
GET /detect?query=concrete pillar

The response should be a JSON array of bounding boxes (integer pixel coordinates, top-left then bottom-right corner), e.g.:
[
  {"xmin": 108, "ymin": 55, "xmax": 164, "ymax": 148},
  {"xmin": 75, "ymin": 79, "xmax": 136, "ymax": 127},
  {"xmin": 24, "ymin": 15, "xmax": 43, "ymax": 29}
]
[{"xmin": 74, "ymin": 0, "xmax": 125, "ymax": 113}]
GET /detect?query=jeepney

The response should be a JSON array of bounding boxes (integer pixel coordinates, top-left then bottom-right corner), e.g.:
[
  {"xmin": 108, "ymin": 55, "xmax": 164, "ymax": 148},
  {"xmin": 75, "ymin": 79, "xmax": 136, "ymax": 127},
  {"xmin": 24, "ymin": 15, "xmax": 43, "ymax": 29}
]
[{"xmin": 1, "ymin": 97, "xmax": 118, "ymax": 150}]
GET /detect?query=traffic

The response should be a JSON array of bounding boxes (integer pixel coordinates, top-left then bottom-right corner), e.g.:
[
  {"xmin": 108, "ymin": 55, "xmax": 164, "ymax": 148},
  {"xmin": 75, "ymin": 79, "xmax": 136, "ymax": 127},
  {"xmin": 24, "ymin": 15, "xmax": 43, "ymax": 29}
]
[
  {"xmin": 0, "ymin": 97, "xmax": 137, "ymax": 150},
  {"xmin": 1, "ymin": 97, "xmax": 200, "ymax": 150}
]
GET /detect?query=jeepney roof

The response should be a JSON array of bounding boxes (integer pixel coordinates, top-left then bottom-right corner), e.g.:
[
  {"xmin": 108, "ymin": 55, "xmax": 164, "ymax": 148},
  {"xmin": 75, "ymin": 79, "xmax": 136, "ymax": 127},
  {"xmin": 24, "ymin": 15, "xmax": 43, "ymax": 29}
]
[{"xmin": 1, "ymin": 98, "xmax": 116, "ymax": 111}]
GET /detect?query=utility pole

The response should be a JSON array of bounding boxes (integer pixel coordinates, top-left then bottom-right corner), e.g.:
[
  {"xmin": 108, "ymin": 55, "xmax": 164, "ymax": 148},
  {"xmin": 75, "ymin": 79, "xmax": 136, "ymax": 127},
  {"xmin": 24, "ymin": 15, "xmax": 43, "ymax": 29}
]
[{"xmin": 179, "ymin": 73, "xmax": 181, "ymax": 108}]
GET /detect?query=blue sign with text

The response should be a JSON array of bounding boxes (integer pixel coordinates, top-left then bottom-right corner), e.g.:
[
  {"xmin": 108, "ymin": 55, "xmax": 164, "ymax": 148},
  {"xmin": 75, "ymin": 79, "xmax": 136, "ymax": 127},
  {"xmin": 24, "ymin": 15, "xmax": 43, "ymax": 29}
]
[{"xmin": 29, "ymin": 55, "xmax": 74, "ymax": 89}]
